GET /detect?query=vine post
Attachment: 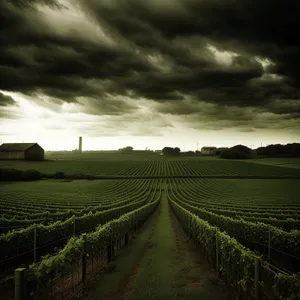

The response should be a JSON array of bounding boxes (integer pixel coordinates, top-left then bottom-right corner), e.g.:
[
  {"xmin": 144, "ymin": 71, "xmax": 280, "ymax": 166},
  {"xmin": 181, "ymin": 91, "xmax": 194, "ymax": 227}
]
[
  {"xmin": 73, "ymin": 215, "xmax": 76, "ymax": 237},
  {"xmin": 33, "ymin": 224, "xmax": 37, "ymax": 263},
  {"xmin": 255, "ymin": 258, "xmax": 261, "ymax": 300},
  {"xmin": 267, "ymin": 226, "xmax": 271, "ymax": 262},
  {"xmin": 82, "ymin": 234, "xmax": 87, "ymax": 283},
  {"xmin": 216, "ymin": 231, "xmax": 220, "ymax": 278},
  {"xmin": 14, "ymin": 268, "xmax": 27, "ymax": 300}
]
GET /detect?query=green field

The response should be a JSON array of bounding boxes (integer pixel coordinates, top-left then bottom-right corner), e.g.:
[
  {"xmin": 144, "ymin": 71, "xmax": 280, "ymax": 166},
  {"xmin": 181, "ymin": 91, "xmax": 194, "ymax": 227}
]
[
  {"xmin": 1, "ymin": 153, "xmax": 300, "ymax": 177},
  {"xmin": 0, "ymin": 154, "xmax": 300, "ymax": 299},
  {"xmin": 0, "ymin": 179, "xmax": 159, "ymax": 220},
  {"xmin": 250, "ymin": 157, "xmax": 300, "ymax": 169}
]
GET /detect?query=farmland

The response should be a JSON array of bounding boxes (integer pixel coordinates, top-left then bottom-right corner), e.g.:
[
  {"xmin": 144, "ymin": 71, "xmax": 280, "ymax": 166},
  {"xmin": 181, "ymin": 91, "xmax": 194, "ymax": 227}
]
[
  {"xmin": 1, "ymin": 153, "xmax": 300, "ymax": 177},
  {"xmin": 168, "ymin": 179, "xmax": 300, "ymax": 267},
  {"xmin": 249, "ymin": 157, "xmax": 300, "ymax": 169},
  {"xmin": 0, "ymin": 154, "xmax": 300, "ymax": 299}
]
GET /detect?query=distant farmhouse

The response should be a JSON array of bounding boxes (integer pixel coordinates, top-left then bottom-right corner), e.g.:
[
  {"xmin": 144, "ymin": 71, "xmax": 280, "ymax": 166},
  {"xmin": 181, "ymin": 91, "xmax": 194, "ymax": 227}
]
[
  {"xmin": 201, "ymin": 146, "xmax": 217, "ymax": 155},
  {"xmin": 0, "ymin": 143, "xmax": 44, "ymax": 161}
]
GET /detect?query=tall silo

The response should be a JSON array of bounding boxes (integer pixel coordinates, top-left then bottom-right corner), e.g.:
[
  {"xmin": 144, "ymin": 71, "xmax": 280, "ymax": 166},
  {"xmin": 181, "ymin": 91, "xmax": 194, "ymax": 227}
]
[{"xmin": 79, "ymin": 136, "xmax": 82, "ymax": 153}]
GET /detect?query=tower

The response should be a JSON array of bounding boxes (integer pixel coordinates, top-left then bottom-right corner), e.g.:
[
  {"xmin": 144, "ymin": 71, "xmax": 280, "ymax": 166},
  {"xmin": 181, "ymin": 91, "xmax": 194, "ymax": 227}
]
[{"xmin": 79, "ymin": 136, "xmax": 82, "ymax": 153}]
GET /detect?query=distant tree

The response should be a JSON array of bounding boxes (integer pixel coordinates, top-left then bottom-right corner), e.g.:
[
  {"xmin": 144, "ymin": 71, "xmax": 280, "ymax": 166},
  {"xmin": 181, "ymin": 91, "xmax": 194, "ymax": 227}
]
[
  {"xmin": 162, "ymin": 147, "xmax": 181, "ymax": 156},
  {"xmin": 186, "ymin": 151, "xmax": 195, "ymax": 156},
  {"xmin": 220, "ymin": 144, "xmax": 252, "ymax": 159},
  {"xmin": 118, "ymin": 146, "xmax": 134, "ymax": 153},
  {"xmin": 181, "ymin": 151, "xmax": 195, "ymax": 156},
  {"xmin": 285, "ymin": 143, "xmax": 300, "ymax": 157},
  {"xmin": 174, "ymin": 147, "xmax": 181, "ymax": 155},
  {"xmin": 255, "ymin": 143, "xmax": 300, "ymax": 157},
  {"xmin": 22, "ymin": 170, "xmax": 41, "ymax": 181},
  {"xmin": 215, "ymin": 147, "xmax": 229, "ymax": 155},
  {"xmin": 162, "ymin": 147, "xmax": 172, "ymax": 155}
]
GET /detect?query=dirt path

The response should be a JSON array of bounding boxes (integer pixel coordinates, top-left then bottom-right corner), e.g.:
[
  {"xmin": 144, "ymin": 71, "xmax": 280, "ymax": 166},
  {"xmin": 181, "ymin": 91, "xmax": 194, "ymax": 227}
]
[{"xmin": 81, "ymin": 187, "xmax": 230, "ymax": 300}]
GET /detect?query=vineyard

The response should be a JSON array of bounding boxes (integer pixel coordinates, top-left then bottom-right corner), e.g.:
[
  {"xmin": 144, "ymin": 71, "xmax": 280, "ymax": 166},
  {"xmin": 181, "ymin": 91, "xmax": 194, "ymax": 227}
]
[
  {"xmin": 1, "ymin": 154, "xmax": 300, "ymax": 177},
  {"xmin": 167, "ymin": 179, "xmax": 300, "ymax": 267},
  {"xmin": 0, "ymin": 155, "xmax": 299, "ymax": 299},
  {"xmin": 249, "ymin": 157, "xmax": 300, "ymax": 169}
]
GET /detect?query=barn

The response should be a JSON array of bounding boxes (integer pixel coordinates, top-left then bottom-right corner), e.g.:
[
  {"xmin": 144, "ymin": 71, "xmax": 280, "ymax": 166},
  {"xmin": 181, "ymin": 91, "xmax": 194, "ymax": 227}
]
[
  {"xmin": 0, "ymin": 143, "xmax": 44, "ymax": 161},
  {"xmin": 201, "ymin": 146, "xmax": 217, "ymax": 155}
]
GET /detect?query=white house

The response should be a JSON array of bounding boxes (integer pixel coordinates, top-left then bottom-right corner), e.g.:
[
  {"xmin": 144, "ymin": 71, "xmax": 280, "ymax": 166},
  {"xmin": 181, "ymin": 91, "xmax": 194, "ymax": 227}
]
[{"xmin": 201, "ymin": 146, "xmax": 217, "ymax": 155}]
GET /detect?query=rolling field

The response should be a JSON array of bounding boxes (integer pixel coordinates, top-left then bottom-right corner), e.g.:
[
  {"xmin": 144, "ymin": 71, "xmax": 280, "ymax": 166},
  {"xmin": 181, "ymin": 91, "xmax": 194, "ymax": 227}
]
[
  {"xmin": 0, "ymin": 154, "xmax": 300, "ymax": 299},
  {"xmin": 0, "ymin": 179, "xmax": 160, "ymax": 225},
  {"xmin": 168, "ymin": 178, "xmax": 300, "ymax": 276},
  {"xmin": 1, "ymin": 153, "xmax": 300, "ymax": 177},
  {"xmin": 249, "ymin": 157, "xmax": 300, "ymax": 169},
  {"xmin": 0, "ymin": 179, "xmax": 162, "ymax": 264}
]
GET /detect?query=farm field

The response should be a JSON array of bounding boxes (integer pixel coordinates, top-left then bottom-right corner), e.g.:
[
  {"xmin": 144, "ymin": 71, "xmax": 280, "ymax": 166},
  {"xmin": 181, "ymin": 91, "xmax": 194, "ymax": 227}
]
[
  {"xmin": 170, "ymin": 178, "xmax": 300, "ymax": 206},
  {"xmin": 0, "ymin": 157, "xmax": 166, "ymax": 177},
  {"xmin": 0, "ymin": 179, "xmax": 162, "ymax": 282},
  {"xmin": 80, "ymin": 188, "xmax": 230, "ymax": 300},
  {"xmin": 0, "ymin": 154, "xmax": 300, "ymax": 299},
  {"xmin": 0, "ymin": 179, "xmax": 160, "ymax": 226},
  {"xmin": 1, "ymin": 153, "xmax": 300, "ymax": 177},
  {"xmin": 168, "ymin": 178, "xmax": 300, "ymax": 273},
  {"xmin": 249, "ymin": 157, "xmax": 300, "ymax": 169}
]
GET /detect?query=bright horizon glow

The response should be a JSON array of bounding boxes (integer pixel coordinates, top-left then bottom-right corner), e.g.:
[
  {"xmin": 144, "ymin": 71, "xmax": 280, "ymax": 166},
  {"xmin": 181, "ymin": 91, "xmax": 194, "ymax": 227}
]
[{"xmin": 0, "ymin": 91, "xmax": 299, "ymax": 151}]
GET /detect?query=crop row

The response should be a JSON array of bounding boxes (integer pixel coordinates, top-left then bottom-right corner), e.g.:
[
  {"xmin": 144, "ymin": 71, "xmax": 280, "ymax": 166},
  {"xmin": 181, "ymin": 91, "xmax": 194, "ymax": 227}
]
[
  {"xmin": 0, "ymin": 179, "xmax": 156, "ymax": 223},
  {"xmin": 168, "ymin": 180, "xmax": 300, "ymax": 258},
  {"xmin": 0, "ymin": 182, "xmax": 160, "ymax": 233},
  {"xmin": 173, "ymin": 179, "xmax": 300, "ymax": 230},
  {"xmin": 169, "ymin": 198, "xmax": 300, "ymax": 300},
  {"xmin": 2, "ymin": 157, "xmax": 300, "ymax": 177},
  {"xmin": 28, "ymin": 192, "xmax": 161, "ymax": 298},
  {"xmin": 171, "ymin": 182, "xmax": 300, "ymax": 231},
  {"xmin": 181, "ymin": 198, "xmax": 300, "ymax": 232},
  {"xmin": 0, "ymin": 180, "xmax": 162, "ymax": 262},
  {"xmin": 166, "ymin": 159, "xmax": 300, "ymax": 177},
  {"xmin": 0, "ymin": 179, "xmax": 150, "ymax": 213},
  {"xmin": 175, "ymin": 178, "xmax": 300, "ymax": 209}
]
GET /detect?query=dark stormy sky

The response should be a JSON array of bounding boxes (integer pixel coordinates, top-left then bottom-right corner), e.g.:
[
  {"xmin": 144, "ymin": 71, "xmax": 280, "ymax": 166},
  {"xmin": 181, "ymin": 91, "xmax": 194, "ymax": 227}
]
[{"xmin": 1, "ymin": 0, "xmax": 300, "ymax": 150}]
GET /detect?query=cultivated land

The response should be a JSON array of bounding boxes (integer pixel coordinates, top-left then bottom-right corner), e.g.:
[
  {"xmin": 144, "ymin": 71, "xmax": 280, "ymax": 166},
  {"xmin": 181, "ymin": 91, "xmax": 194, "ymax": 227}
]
[
  {"xmin": 249, "ymin": 157, "xmax": 300, "ymax": 169},
  {"xmin": 80, "ymin": 189, "xmax": 230, "ymax": 300},
  {"xmin": 0, "ymin": 153, "xmax": 299, "ymax": 299},
  {"xmin": 1, "ymin": 153, "xmax": 300, "ymax": 177}
]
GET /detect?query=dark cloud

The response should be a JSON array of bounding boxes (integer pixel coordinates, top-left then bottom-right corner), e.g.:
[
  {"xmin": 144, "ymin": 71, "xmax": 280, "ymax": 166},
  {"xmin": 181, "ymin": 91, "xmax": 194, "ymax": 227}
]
[
  {"xmin": 0, "ymin": 92, "xmax": 17, "ymax": 106},
  {"xmin": 267, "ymin": 99, "xmax": 300, "ymax": 115},
  {"xmin": 0, "ymin": 92, "xmax": 20, "ymax": 119},
  {"xmin": 1, "ymin": 0, "xmax": 300, "ymax": 131},
  {"xmin": 77, "ymin": 96, "xmax": 139, "ymax": 116}
]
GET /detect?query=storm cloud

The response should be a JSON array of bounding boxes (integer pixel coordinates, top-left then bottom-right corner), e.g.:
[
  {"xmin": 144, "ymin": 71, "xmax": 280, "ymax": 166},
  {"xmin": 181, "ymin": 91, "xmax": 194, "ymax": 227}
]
[
  {"xmin": 0, "ymin": 92, "xmax": 17, "ymax": 107},
  {"xmin": 1, "ymin": 0, "xmax": 300, "ymax": 137}
]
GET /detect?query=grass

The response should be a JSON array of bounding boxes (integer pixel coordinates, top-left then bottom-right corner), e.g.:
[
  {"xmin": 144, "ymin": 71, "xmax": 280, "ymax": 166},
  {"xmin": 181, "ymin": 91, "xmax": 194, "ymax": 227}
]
[
  {"xmin": 125, "ymin": 191, "xmax": 179, "ymax": 300},
  {"xmin": 81, "ymin": 189, "xmax": 229, "ymax": 300}
]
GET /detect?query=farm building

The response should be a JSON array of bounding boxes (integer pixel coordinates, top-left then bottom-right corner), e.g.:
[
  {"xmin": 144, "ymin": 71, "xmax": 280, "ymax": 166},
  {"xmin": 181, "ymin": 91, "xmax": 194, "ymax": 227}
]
[
  {"xmin": 0, "ymin": 143, "xmax": 44, "ymax": 161},
  {"xmin": 201, "ymin": 146, "xmax": 217, "ymax": 155}
]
